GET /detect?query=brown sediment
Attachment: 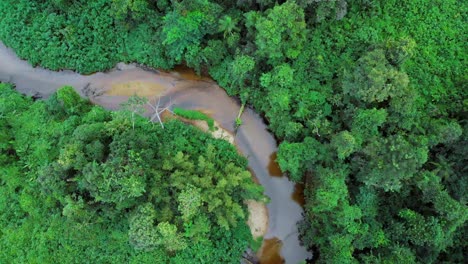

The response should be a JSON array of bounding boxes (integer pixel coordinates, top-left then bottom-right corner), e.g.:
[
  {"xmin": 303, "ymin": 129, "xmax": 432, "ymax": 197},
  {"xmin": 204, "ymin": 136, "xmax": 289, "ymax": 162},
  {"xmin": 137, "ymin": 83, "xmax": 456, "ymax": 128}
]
[
  {"xmin": 160, "ymin": 110, "xmax": 178, "ymax": 123},
  {"xmin": 169, "ymin": 65, "xmax": 212, "ymax": 81},
  {"xmin": 258, "ymin": 237, "xmax": 284, "ymax": 264},
  {"xmin": 292, "ymin": 183, "xmax": 306, "ymax": 207},
  {"xmin": 267, "ymin": 152, "xmax": 283, "ymax": 177},
  {"xmin": 107, "ymin": 81, "xmax": 167, "ymax": 97}
]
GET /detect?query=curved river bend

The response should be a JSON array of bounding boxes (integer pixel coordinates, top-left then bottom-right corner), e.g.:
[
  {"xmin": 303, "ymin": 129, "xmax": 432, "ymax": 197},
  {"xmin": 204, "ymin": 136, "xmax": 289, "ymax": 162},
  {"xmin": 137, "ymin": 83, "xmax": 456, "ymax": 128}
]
[{"xmin": 0, "ymin": 42, "xmax": 311, "ymax": 264}]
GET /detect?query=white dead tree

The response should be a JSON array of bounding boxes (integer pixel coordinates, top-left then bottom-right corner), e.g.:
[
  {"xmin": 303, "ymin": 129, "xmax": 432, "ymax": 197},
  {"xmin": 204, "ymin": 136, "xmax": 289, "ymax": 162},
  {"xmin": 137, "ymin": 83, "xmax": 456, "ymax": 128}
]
[{"xmin": 146, "ymin": 95, "xmax": 174, "ymax": 129}]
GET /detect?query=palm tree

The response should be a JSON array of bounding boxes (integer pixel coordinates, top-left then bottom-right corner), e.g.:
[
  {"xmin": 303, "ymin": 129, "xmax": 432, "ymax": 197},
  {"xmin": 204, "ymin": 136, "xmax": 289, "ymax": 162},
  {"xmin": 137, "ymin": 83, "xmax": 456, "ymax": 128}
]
[{"xmin": 218, "ymin": 15, "xmax": 238, "ymax": 38}]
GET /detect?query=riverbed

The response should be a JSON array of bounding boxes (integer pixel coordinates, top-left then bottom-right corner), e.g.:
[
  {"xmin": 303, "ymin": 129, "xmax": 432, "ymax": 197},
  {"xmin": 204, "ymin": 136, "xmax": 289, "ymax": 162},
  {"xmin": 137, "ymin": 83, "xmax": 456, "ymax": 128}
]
[{"xmin": 0, "ymin": 42, "xmax": 311, "ymax": 264}]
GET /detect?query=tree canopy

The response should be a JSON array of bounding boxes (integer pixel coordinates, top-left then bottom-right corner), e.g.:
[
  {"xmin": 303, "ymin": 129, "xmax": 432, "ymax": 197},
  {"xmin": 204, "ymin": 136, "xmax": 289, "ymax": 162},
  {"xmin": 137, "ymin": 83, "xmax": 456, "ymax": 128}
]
[
  {"xmin": 0, "ymin": 84, "xmax": 264, "ymax": 263},
  {"xmin": 0, "ymin": 0, "xmax": 466, "ymax": 262}
]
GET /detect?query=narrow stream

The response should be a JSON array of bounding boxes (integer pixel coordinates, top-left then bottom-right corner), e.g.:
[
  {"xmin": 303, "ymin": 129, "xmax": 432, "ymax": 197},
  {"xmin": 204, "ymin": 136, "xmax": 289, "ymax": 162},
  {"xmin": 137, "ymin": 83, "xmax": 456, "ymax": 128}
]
[{"xmin": 0, "ymin": 42, "xmax": 311, "ymax": 264}]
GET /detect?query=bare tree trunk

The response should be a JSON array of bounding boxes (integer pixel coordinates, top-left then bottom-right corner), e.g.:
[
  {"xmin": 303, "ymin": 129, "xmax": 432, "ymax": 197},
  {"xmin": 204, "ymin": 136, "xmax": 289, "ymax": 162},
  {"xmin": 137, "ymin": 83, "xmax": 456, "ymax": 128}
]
[{"xmin": 147, "ymin": 95, "xmax": 174, "ymax": 129}]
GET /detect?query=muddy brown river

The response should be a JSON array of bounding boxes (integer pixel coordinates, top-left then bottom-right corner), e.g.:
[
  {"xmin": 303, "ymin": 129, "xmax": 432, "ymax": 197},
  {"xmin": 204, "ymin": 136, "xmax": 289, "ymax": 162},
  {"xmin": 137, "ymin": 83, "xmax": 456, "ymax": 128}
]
[{"xmin": 0, "ymin": 42, "xmax": 311, "ymax": 264}]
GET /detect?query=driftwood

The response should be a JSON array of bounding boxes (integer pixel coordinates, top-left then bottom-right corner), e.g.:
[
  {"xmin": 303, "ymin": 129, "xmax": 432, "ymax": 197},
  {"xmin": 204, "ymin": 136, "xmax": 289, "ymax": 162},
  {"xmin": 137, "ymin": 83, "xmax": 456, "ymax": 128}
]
[{"xmin": 147, "ymin": 95, "xmax": 174, "ymax": 129}]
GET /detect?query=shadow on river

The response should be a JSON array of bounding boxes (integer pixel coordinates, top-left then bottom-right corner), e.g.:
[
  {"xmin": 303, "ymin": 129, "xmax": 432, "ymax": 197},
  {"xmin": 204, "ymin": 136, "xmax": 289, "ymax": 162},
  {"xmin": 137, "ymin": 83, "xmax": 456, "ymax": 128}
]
[{"xmin": 0, "ymin": 42, "xmax": 311, "ymax": 264}]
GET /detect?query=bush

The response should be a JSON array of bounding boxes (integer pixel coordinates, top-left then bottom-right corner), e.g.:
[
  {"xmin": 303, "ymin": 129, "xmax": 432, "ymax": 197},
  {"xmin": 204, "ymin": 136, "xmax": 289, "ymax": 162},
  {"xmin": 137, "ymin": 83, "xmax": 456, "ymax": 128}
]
[{"xmin": 173, "ymin": 107, "xmax": 215, "ymax": 131}]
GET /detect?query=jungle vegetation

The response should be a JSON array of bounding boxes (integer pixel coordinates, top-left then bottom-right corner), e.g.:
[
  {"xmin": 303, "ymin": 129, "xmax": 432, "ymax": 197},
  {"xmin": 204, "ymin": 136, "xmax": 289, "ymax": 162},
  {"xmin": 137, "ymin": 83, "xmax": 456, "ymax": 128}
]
[
  {"xmin": 0, "ymin": 0, "xmax": 467, "ymax": 263},
  {"xmin": 173, "ymin": 107, "xmax": 215, "ymax": 131},
  {"xmin": 0, "ymin": 84, "xmax": 264, "ymax": 263}
]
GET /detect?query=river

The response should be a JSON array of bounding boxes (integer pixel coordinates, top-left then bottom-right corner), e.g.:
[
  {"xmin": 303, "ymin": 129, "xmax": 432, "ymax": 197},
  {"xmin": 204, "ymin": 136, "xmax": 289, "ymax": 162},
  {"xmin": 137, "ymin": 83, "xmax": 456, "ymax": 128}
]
[{"xmin": 0, "ymin": 42, "xmax": 311, "ymax": 264}]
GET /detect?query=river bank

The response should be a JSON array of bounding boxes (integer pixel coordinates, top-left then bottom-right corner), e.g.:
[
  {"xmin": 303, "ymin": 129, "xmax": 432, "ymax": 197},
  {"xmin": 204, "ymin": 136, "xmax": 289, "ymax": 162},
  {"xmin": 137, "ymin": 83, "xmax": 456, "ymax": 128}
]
[{"xmin": 0, "ymin": 42, "xmax": 311, "ymax": 263}]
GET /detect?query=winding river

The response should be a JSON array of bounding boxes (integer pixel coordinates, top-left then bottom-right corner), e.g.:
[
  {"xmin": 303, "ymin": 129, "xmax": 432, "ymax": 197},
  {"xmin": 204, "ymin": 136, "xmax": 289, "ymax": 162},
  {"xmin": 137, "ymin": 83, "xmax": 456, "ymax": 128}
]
[{"xmin": 0, "ymin": 42, "xmax": 311, "ymax": 264}]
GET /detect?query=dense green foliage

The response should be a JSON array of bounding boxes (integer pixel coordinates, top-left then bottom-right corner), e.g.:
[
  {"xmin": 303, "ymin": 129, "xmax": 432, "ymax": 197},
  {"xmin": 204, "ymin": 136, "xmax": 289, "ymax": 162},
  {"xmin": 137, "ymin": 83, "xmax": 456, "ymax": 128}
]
[
  {"xmin": 0, "ymin": 84, "xmax": 264, "ymax": 263},
  {"xmin": 1, "ymin": 0, "xmax": 467, "ymax": 262},
  {"xmin": 173, "ymin": 107, "xmax": 215, "ymax": 131}
]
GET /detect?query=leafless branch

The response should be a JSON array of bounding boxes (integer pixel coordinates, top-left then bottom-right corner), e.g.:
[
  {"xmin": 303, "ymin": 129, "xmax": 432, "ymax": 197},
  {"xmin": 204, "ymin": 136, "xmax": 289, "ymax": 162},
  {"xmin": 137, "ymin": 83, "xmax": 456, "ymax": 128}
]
[{"xmin": 146, "ymin": 95, "xmax": 175, "ymax": 129}]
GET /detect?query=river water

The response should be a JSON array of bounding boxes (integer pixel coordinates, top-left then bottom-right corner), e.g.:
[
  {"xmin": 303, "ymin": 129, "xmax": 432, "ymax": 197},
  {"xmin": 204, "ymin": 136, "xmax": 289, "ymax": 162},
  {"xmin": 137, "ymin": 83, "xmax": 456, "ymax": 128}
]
[{"xmin": 0, "ymin": 42, "xmax": 311, "ymax": 264}]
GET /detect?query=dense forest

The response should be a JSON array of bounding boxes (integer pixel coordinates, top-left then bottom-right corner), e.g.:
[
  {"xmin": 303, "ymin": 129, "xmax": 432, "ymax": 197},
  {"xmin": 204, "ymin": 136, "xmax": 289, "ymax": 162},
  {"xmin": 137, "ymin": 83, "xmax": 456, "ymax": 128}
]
[
  {"xmin": 0, "ymin": 84, "xmax": 264, "ymax": 262},
  {"xmin": 0, "ymin": 0, "xmax": 467, "ymax": 263}
]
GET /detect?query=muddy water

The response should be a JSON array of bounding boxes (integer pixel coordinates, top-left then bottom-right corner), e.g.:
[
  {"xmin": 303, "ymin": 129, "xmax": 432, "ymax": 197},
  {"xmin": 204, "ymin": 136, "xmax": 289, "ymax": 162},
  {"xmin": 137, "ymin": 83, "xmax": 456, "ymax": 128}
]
[
  {"xmin": 0, "ymin": 42, "xmax": 311, "ymax": 263},
  {"xmin": 268, "ymin": 152, "xmax": 284, "ymax": 177},
  {"xmin": 259, "ymin": 238, "xmax": 284, "ymax": 264},
  {"xmin": 292, "ymin": 184, "xmax": 306, "ymax": 207}
]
